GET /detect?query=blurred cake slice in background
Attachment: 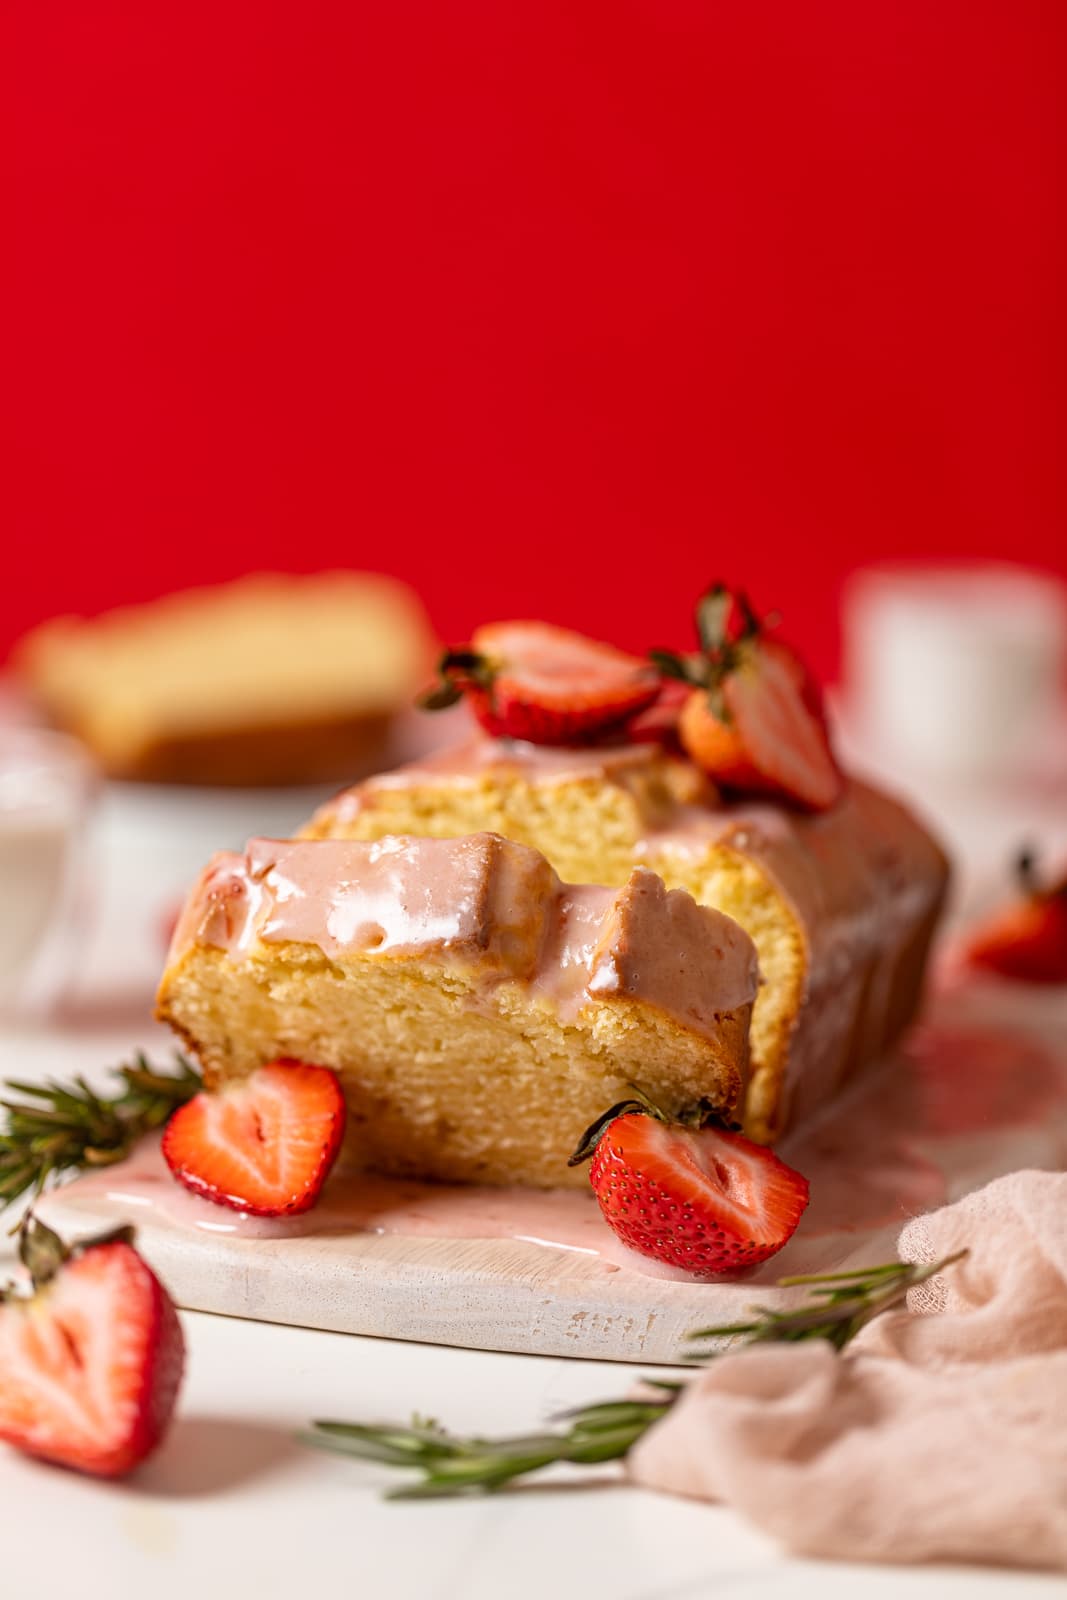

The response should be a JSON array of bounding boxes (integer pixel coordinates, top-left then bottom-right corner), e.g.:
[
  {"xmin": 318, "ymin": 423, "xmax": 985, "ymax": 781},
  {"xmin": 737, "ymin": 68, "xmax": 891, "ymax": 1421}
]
[{"xmin": 13, "ymin": 572, "xmax": 434, "ymax": 786}]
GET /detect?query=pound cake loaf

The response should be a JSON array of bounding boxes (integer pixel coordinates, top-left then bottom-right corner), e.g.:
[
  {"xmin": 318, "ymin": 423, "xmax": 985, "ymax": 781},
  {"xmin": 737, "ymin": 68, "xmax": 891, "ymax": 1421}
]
[
  {"xmin": 304, "ymin": 738, "xmax": 950, "ymax": 1142},
  {"xmin": 14, "ymin": 572, "xmax": 434, "ymax": 786},
  {"xmin": 156, "ymin": 832, "xmax": 759, "ymax": 1188}
]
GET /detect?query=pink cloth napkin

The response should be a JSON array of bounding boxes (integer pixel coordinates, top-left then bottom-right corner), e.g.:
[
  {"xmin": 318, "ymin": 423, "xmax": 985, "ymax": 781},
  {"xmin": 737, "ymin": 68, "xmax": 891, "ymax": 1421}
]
[{"xmin": 628, "ymin": 1169, "xmax": 1067, "ymax": 1570}]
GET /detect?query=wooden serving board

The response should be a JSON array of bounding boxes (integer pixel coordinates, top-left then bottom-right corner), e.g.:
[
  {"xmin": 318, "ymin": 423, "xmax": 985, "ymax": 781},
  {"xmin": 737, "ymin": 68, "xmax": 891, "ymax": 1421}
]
[{"xmin": 38, "ymin": 983, "xmax": 1067, "ymax": 1364}]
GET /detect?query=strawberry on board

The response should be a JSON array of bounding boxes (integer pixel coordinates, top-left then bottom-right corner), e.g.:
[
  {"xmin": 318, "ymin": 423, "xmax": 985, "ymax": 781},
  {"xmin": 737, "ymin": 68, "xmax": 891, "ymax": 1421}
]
[
  {"xmin": 569, "ymin": 1097, "xmax": 810, "ymax": 1277},
  {"xmin": 162, "ymin": 1059, "xmax": 346, "ymax": 1216},
  {"xmin": 964, "ymin": 849, "xmax": 1067, "ymax": 984},
  {"xmin": 418, "ymin": 620, "xmax": 661, "ymax": 745},
  {"xmin": 652, "ymin": 584, "xmax": 843, "ymax": 811},
  {"xmin": 0, "ymin": 1216, "xmax": 184, "ymax": 1478}
]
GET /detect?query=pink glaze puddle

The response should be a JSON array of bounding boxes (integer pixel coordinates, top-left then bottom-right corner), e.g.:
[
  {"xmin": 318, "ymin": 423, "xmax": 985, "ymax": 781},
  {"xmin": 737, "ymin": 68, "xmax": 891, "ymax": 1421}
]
[
  {"xmin": 63, "ymin": 1141, "xmax": 613, "ymax": 1252},
  {"xmin": 61, "ymin": 1146, "xmax": 773, "ymax": 1284}
]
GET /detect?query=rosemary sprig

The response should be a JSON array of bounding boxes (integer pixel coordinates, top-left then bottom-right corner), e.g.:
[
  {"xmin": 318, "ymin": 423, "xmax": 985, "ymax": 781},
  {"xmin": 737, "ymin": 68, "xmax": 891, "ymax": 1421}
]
[
  {"xmin": 0, "ymin": 1052, "xmax": 201, "ymax": 1210},
  {"xmin": 303, "ymin": 1251, "xmax": 967, "ymax": 1498},
  {"xmin": 304, "ymin": 1400, "xmax": 677, "ymax": 1499},
  {"xmin": 686, "ymin": 1250, "xmax": 969, "ymax": 1356}
]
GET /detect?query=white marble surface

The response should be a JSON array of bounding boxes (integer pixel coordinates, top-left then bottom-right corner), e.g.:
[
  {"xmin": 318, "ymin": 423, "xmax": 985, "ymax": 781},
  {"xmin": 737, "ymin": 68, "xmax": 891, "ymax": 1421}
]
[
  {"xmin": 1, "ymin": 751, "xmax": 1066, "ymax": 1598},
  {"xmin": 1, "ymin": 1300, "xmax": 1062, "ymax": 1600}
]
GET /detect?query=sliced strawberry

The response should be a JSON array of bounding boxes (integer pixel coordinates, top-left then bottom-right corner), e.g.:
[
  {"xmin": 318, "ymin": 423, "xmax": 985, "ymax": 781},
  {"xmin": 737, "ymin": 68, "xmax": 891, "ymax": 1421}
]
[
  {"xmin": 162, "ymin": 1059, "xmax": 346, "ymax": 1215},
  {"xmin": 571, "ymin": 1103, "xmax": 809, "ymax": 1277},
  {"xmin": 418, "ymin": 620, "xmax": 661, "ymax": 745},
  {"xmin": 721, "ymin": 639, "xmax": 842, "ymax": 809},
  {"xmin": 0, "ymin": 1218, "xmax": 184, "ymax": 1478},
  {"xmin": 654, "ymin": 585, "xmax": 843, "ymax": 811},
  {"xmin": 964, "ymin": 851, "xmax": 1067, "ymax": 984}
]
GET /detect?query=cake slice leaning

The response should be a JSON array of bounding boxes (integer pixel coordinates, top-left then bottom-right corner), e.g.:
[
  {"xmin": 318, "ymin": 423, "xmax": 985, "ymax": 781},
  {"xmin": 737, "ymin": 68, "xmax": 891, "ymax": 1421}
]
[{"xmin": 156, "ymin": 833, "xmax": 759, "ymax": 1189}]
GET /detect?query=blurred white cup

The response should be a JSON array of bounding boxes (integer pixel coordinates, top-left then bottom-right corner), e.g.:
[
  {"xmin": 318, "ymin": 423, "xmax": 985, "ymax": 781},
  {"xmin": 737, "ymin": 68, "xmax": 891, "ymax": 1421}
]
[
  {"xmin": 0, "ymin": 727, "xmax": 97, "ymax": 1017},
  {"xmin": 843, "ymin": 564, "xmax": 1067, "ymax": 780}
]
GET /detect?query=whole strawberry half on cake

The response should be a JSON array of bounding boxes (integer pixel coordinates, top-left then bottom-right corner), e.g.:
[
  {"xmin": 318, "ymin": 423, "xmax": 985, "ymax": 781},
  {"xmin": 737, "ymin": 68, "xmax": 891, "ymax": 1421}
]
[
  {"xmin": 652, "ymin": 584, "xmax": 843, "ymax": 811},
  {"xmin": 419, "ymin": 620, "xmax": 661, "ymax": 744}
]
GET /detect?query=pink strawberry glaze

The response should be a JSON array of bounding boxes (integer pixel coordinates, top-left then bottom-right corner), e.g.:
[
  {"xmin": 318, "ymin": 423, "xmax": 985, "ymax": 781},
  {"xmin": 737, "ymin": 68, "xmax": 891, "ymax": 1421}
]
[{"xmin": 167, "ymin": 832, "xmax": 759, "ymax": 1042}]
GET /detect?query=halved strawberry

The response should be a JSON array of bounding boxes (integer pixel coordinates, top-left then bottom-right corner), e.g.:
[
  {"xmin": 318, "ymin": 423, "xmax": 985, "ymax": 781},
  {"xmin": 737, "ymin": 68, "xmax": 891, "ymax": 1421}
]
[
  {"xmin": 570, "ymin": 1099, "xmax": 810, "ymax": 1277},
  {"xmin": 0, "ymin": 1217, "xmax": 184, "ymax": 1478},
  {"xmin": 162, "ymin": 1059, "xmax": 346, "ymax": 1215},
  {"xmin": 418, "ymin": 620, "xmax": 661, "ymax": 745},
  {"xmin": 964, "ymin": 850, "xmax": 1067, "ymax": 984},
  {"xmin": 653, "ymin": 585, "xmax": 843, "ymax": 811}
]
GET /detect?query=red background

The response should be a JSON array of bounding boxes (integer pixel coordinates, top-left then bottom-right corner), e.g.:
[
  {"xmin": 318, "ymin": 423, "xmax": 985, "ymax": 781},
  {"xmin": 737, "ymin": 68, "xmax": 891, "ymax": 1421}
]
[{"xmin": 3, "ymin": 2, "xmax": 1064, "ymax": 680}]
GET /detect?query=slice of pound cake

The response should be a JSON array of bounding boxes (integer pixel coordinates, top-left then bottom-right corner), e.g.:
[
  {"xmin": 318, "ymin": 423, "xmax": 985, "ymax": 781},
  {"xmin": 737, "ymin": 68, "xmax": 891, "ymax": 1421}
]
[
  {"xmin": 156, "ymin": 833, "xmax": 759, "ymax": 1188},
  {"xmin": 304, "ymin": 738, "xmax": 950, "ymax": 1142},
  {"xmin": 14, "ymin": 572, "xmax": 434, "ymax": 786}
]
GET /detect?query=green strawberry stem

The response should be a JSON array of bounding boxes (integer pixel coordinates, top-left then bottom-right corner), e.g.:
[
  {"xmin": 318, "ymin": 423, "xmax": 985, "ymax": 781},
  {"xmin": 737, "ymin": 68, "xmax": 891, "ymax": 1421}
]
[
  {"xmin": 1, "ymin": 1215, "xmax": 138, "ymax": 1301},
  {"xmin": 695, "ymin": 583, "xmax": 741, "ymax": 656},
  {"xmin": 15, "ymin": 1213, "xmax": 72, "ymax": 1287},
  {"xmin": 0, "ymin": 1053, "xmax": 201, "ymax": 1211},
  {"xmin": 567, "ymin": 1086, "xmax": 739, "ymax": 1167},
  {"xmin": 416, "ymin": 648, "xmax": 494, "ymax": 712},
  {"xmin": 303, "ymin": 1252, "xmax": 967, "ymax": 1498},
  {"xmin": 649, "ymin": 582, "xmax": 768, "ymax": 719},
  {"xmin": 1015, "ymin": 845, "xmax": 1041, "ymax": 896},
  {"xmin": 1014, "ymin": 844, "xmax": 1066, "ymax": 901}
]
